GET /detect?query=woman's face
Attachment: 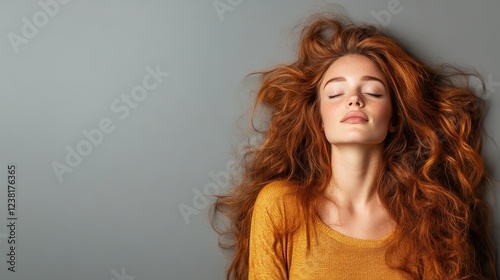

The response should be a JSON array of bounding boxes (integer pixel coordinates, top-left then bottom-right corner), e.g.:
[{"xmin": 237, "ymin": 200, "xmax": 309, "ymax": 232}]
[{"xmin": 319, "ymin": 54, "xmax": 392, "ymax": 147}]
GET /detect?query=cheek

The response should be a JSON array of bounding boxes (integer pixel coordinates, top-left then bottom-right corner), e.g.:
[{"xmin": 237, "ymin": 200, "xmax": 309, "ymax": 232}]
[
  {"xmin": 372, "ymin": 102, "xmax": 392, "ymax": 124},
  {"xmin": 320, "ymin": 105, "xmax": 342, "ymax": 136},
  {"xmin": 319, "ymin": 102, "xmax": 327, "ymax": 125},
  {"xmin": 320, "ymin": 103, "xmax": 336, "ymax": 126}
]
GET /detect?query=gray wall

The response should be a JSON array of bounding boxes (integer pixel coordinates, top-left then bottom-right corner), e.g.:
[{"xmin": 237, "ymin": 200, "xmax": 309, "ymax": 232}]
[{"xmin": 0, "ymin": 0, "xmax": 498, "ymax": 279}]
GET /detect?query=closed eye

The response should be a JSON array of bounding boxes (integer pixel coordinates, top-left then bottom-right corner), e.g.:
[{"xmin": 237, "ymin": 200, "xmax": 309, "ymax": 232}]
[
  {"xmin": 366, "ymin": 93, "xmax": 382, "ymax": 97},
  {"xmin": 328, "ymin": 94, "xmax": 343, "ymax": 99}
]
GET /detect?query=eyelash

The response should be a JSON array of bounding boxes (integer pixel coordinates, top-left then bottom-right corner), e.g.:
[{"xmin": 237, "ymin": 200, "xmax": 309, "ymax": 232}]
[{"xmin": 328, "ymin": 94, "xmax": 342, "ymax": 99}]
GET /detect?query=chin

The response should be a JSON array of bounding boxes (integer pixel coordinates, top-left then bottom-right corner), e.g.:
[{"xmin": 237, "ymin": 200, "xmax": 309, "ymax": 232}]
[{"xmin": 327, "ymin": 136, "xmax": 387, "ymax": 146}]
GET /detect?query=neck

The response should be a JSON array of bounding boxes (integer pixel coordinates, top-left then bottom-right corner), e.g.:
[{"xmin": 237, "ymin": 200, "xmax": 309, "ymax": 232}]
[{"xmin": 327, "ymin": 144, "xmax": 384, "ymax": 207}]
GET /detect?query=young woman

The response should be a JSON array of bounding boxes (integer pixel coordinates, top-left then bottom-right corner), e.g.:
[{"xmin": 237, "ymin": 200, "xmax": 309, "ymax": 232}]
[{"xmin": 212, "ymin": 14, "xmax": 497, "ymax": 280}]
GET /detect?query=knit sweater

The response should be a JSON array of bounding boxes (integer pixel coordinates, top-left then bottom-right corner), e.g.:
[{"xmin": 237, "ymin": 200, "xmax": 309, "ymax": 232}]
[{"xmin": 248, "ymin": 181, "xmax": 408, "ymax": 280}]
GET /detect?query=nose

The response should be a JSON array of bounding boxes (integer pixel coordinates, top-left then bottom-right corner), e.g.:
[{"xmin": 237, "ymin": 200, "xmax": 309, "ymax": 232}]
[{"xmin": 345, "ymin": 93, "xmax": 364, "ymax": 108}]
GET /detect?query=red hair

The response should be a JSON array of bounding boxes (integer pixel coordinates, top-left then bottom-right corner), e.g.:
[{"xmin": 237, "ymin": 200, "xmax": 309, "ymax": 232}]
[{"xmin": 211, "ymin": 14, "xmax": 496, "ymax": 280}]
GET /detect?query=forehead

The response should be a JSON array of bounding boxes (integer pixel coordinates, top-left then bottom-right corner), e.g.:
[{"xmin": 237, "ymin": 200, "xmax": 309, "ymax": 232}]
[{"xmin": 320, "ymin": 55, "xmax": 387, "ymax": 87}]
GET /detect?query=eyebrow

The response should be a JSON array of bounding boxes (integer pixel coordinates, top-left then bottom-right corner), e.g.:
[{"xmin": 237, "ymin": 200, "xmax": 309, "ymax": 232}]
[{"xmin": 323, "ymin": 75, "xmax": 386, "ymax": 89}]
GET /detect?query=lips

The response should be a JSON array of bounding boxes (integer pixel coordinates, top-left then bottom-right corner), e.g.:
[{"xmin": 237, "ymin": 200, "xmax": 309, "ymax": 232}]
[{"xmin": 341, "ymin": 111, "xmax": 368, "ymax": 123}]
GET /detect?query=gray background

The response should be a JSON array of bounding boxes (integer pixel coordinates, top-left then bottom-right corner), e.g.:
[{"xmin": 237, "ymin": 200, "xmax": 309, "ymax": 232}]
[{"xmin": 0, "ymin": 0, "xmax": 499, "ymax": 279}]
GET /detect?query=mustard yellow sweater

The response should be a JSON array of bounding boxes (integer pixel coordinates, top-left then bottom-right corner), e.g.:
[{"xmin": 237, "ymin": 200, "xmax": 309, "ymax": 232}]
[{"xmin": 249, "ymin": 181, "xmax": 408, "ymax": 280}]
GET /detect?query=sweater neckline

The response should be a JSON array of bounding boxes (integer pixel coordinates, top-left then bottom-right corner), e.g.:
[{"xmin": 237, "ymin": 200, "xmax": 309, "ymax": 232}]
[{"xmin": 313, "ymin": 214, "xmax": 393, "ymax": 248}]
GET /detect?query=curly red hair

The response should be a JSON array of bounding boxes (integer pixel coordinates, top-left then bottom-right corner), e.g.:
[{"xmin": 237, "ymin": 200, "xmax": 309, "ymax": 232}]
[{"xmin": 211, "ymin": 14, "xmax": 497, "ymax": 280}]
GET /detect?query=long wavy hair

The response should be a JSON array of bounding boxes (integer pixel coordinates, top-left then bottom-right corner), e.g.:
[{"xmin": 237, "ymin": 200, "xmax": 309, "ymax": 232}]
[{"xmin": 211, "ymin": 14, "xmax": 497, "ymax": 280}]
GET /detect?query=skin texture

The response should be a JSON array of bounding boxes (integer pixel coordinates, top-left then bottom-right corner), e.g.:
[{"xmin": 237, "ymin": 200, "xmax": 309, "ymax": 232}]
[{"xmin": 317, "ymin": 54, "xmax": 394, "ymax": 240}]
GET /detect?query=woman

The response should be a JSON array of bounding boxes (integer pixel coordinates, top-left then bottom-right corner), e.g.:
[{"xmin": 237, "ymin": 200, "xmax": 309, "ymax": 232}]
[{"xmin": 212, "ymin": 14, "xmax": 497, "ymax": 279}]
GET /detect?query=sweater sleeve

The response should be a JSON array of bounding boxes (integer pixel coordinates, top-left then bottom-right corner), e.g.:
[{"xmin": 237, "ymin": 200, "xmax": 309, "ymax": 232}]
[{"xmin": 248, "ymin": 182, "xmax": 289, "ymax": 280}]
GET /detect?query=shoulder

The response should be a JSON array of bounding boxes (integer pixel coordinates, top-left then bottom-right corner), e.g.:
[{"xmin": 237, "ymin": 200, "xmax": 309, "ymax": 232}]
[
  {"xmin": 255, "ymin": 180, "xmax": 298, "ymax": 205},
  {"xmin": 253, "ymin": 180, "xmax": 301, "ymax": 221}
]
